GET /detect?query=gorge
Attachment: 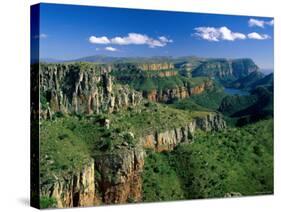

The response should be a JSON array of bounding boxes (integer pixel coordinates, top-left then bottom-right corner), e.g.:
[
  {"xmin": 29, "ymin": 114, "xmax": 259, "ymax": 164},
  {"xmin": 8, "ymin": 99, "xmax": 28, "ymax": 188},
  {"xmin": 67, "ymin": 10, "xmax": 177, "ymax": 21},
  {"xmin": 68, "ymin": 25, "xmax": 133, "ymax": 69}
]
[{"xmin": 38, "ymin": 57, "xmax": 273, "ymax": 208}]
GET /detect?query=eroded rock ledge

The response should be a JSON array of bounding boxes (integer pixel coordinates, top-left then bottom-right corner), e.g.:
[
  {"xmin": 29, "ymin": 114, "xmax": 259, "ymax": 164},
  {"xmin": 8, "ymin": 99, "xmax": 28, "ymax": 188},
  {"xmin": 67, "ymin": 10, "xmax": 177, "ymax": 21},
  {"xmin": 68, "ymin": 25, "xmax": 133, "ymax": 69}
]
[
  {"xmin": 140, "ymin": 113, "xmax": 226, "ymax": 152},
  {"xmin": 40, "ymin": 160, "xmax": 97, "ymax": 208},
  {"xmin": 144, "ymin": 79, "xmax": 213, "ymax": 102},
  {"xmin": 40, "ymin": 63, "xmax": 142, "ymax": 117}
]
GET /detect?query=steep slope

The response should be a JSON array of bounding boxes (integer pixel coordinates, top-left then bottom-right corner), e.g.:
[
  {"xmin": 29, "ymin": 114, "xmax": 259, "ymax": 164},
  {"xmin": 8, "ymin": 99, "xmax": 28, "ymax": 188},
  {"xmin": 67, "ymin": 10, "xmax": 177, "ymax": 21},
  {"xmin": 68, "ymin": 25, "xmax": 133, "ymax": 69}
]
[
  {"xmin": 142, "ymin": 119, "xmax": 273, "ymax": 201},
  {"xmin": 192, "ymin": 58, "xmax": 260, "ymax": 84},
  {"xmin": 230, "ymin": 71, "xmax": 264, "ymax": 89},
  {"xmin": 218, "ymin": 81, "xmax": 273, "ymax": 126},
  {"xmin": 39, "ymin": 63, "xmax": 143, "ymax": 117},
  {"xmin": 251, "ymin": 73, "xmax": 273, "ymax": 89},
  {"xmin": 111, "ymin": 62, "xmax": 214, "ymax": 103}
]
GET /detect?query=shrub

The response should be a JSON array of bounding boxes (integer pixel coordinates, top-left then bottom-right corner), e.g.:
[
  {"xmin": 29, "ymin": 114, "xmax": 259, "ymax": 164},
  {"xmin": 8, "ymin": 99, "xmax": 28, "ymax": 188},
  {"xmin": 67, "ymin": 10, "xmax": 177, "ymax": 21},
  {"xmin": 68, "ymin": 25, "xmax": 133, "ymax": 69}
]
[{"xmin": 40, "ymin": 196, "xmax": 57, "ymax": 209}]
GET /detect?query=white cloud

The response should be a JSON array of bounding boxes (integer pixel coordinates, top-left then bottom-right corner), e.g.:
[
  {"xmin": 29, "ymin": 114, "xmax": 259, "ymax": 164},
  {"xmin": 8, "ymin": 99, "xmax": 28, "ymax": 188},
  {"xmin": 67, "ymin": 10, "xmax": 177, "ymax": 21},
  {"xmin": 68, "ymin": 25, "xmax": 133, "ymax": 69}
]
[
  {"xmin": 111, "ymin": 33, "xmax": 148, "ymax": 45},
  {"xmin": 159, "ymin": 36, "xmax": 173, "ymax": 43},
  {"xmin": 193, "ymin": 26, "xmax": 246, "ymax": 42},
  {"xmin": 89, "ymin": 36, "xmax": 110, "ymax": 44},
  {"xmin": 248, "ymin": 32, "xmax": 271, "ymax": 40},
  {"xmin": 105, "ymin": 46, "xmax": 118, "ymax": 51},
  {"xmin": 89, "ymin": 33, "xmax": 172, "ymax": 48},
  {"xmin": 248, "ymin": 18, "xmax": 274, "ymax": 28}
]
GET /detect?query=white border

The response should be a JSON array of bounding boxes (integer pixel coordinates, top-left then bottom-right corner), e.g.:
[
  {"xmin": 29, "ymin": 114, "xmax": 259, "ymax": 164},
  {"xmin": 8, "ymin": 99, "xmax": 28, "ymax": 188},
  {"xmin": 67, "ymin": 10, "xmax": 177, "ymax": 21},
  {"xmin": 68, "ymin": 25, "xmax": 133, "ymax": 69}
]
[{"xmin": 0, "ymin": 0, "xmax": 280, "ymax": 211}]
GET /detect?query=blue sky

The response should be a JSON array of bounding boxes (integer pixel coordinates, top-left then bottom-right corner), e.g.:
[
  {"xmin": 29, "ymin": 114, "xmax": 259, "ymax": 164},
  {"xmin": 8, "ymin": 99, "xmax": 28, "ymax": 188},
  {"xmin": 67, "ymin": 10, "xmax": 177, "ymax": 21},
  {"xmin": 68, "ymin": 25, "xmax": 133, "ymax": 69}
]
[{"xmin": 37, "ymin": 3, "xmax": 274, "ymax": 69}]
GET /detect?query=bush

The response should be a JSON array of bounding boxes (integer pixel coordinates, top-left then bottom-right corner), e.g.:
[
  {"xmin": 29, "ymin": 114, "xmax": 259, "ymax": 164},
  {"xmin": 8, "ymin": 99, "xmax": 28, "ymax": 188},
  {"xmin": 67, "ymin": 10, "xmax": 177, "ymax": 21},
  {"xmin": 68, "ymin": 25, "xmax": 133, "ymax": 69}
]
[{"xmin": 40, "ymin": 196, "xmax": 57, "ymax": 208}]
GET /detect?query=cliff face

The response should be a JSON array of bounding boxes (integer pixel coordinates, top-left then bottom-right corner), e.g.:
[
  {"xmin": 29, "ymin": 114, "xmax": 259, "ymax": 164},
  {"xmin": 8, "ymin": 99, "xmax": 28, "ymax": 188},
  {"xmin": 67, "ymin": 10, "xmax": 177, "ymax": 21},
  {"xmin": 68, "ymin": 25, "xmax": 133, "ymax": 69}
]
[
  {"xmin": 145, "ymin": 80, "xmax": 213, "ymax": 102},
  {"xmin": 94, "ymin": 147, "xmax": 145, "ymax": 204},
  {"xmin": 140, "ymin": 113, "xmax": 226, "ymax": 152},
  {"xmin": 40, "ymin": 63, "xmax": 142, "ymax": 117},
  {"xmin": 40, "ymin": 161, "xmax": 97, "ymax": 208},
  {"xmin": 137, "ymin": 63, "xmax": 174, "ymax": 71},
  {"xmin": 192, "ymin": 59, "xmax": 259, "ymax": 80}
]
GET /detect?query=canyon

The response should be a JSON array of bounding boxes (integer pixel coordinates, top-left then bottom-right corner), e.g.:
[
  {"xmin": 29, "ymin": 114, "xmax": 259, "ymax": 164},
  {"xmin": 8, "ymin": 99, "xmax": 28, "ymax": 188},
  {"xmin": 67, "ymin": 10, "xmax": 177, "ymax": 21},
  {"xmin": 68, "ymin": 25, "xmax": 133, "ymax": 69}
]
[{"xmin": 38, "ymin": 57, "xmax": 270, "ymax": 208}]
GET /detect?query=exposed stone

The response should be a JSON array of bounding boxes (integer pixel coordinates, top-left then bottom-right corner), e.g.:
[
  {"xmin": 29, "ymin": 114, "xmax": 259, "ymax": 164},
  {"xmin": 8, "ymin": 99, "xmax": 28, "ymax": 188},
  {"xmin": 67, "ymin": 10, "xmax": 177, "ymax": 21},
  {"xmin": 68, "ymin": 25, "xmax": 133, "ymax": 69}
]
[
  {"xmin": 94, "ymin": 147, "xmax": 145, "ymax": 204},
  {"xmin": 144, "ymin": 79, "xmax": 213, "ymax": 103},
  {"xmin": 40, "ymin": 160, "xmax": 97, "ymax": 208},
  {"xmin": 140, "ymin": 113, "xmax": 226, "ymax": 152},
  {"xmin": 40, "ymin": 63, "xmax": 142, "ymax": 117},
  {"xmin": 137, "ymin": 63, "xmax": 174, "ymax": 71}
]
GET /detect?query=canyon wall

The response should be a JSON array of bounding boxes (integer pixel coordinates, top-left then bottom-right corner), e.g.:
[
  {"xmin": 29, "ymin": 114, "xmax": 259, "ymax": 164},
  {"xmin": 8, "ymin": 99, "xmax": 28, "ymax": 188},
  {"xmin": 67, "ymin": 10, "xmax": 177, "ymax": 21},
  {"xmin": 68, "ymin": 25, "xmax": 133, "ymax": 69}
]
[
  {"xmin": 40, "ymin": 160, "xmax": 97, "ymax": 208},
  {"xmin": 140, "ymin": 113, "xmax": 226, "ymax": 152},
  {"xmin": 137, "ymin": 63, "xmax": 174, "ymax": 71},
  {"xmin": 94, "ymin": 147, "xmax": 145, "ymax": 204},
  {"xmin": 145, "ymin": 79, "xmax": 213, "ymax": 102},
  {"xmin": 192, "ymin": 59, "xmax": 259, "ymax": 80},
  {"xmin": 40, "ymin": 63, "xmax": 142, "ymax": 118}
]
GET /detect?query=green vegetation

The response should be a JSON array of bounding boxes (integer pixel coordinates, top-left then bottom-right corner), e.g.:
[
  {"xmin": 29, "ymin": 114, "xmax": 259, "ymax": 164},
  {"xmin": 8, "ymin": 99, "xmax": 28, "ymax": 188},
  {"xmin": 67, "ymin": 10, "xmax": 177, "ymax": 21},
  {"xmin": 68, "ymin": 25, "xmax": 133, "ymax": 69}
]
[
  {"xmin": 40, "ymin": 102, "xmax": 209, "ymax": 180},
  {"xmin": 142, "ymin": 150, "xmax": 185, "ymax": 201},
  {"xmin": 171, "ymin": 82, "xmax": 226, "ymax": 111},
  {"xmin": 107, "ymin": 102, "xmax": 209, "ymax": 138},
  {"xmin": 219, "ymin": 95, "xmax": 258, "ymax": 116},
  {"xmin": 189, "ymin": 82, "xmax": 226, "ymax": 110},
  {"xmin": 230, "ymin": 71, "xmax": 264, "ymax": 89},
  {"xmin": 220, "ymin": 86, "xmax": 273, "ymax": 126},
  {"xmin": 111, "ymin": 63, "xmax": 210, "ymax": 93},
  {"xmin": 40, "ymin": 196, "xmax": 57, "ymax": 208},
  {"xmin": 131, "ymin": 75, "xmax": 185, "ymax": 92},
  {"xmin": 40, "ymin": 116, "xmax": 93, "ymax": 182},
  {"xmin": 142, "ymin": 119, "xmax": 273, "ymax": 201}
]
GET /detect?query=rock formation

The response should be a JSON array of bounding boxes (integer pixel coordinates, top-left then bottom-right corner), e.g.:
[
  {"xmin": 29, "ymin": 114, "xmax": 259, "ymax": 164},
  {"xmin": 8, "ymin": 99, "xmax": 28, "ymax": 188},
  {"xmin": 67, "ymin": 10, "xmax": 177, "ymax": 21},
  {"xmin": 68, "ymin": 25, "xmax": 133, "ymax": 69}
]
[
  {"xmin": 40, "ymin": 160, "xmax": 97, "ymax": 208},
  {"xmin": 40, "ymin": 63, "xmax": 142, "ymax": 117},
  {"xmin": 94, "ymin": 147, "xmax": 145, "ymax": 204},
  {"xmin": 140, "ymin": 113, "xmax": 226, "ymax": 152},
  {"xmin": 192, "ymin": 58, "xmax": 259, "ymax": 80},
  {"xmin": 137, "ymin": 63, "xmax": 174, "ymax": 71},
  {"xmin": 144, "ymin": 79, "xmax": 213, "ymax": 102}
]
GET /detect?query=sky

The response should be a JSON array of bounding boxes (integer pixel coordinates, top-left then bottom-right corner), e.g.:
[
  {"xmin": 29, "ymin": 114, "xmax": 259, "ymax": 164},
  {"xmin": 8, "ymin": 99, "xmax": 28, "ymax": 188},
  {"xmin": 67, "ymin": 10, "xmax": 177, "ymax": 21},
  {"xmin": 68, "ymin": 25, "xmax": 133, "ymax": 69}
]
[{"xmin": 36, "ymin": 3, "xmax": 274, "ymax": 69}]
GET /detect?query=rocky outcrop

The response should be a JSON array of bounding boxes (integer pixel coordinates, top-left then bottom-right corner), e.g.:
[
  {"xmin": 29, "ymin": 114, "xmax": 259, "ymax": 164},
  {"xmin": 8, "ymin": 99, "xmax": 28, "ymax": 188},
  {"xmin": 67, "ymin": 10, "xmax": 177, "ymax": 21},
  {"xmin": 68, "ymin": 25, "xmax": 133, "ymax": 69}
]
[
  {"xmin": 158, "ymin": 71, "xmax": 177, "ymax": 77},
  {"xmin": 145, "ymin": 80, "xmax": 213, "ymax": 102},
  {"xmin": 40, "ymin": 161, "xmax": 98, "ymax": 208},
  {"xmin": 140, "ymin": 113, "xmax": 226, "ymax": 152},
  {"xmin": 40, "ymin": 63, "xmax": 142, "ymax": 117},
  {"xmin": 137, "ymin": 63, "xmax": 174, "ymax": 71},
  {"xmin": 192, "ymin": 58, "xmax": 259, "ymax": 80},
  {"xmin": 94, "ymin": 147, "xmax": 145, "ymax": 204}
]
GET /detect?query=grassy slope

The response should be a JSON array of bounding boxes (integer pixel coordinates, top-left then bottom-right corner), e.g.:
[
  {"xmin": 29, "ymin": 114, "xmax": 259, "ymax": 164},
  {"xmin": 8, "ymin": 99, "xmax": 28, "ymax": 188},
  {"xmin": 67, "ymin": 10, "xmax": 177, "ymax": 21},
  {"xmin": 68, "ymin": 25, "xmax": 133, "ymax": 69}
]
[
  {"xmin": 40, "ymin": 102, "xmax": 210, "ymax": 178},
  {"xmin": 170, "ymin": 82, "xmax": 227, "ymax": 112},
  {"xmin": 108, "ymin": 103, "xmax": 209, "ymax": 138},
  {"xmin": 142, "ymin": 119, "xmax": 273, "ymax": 201}
]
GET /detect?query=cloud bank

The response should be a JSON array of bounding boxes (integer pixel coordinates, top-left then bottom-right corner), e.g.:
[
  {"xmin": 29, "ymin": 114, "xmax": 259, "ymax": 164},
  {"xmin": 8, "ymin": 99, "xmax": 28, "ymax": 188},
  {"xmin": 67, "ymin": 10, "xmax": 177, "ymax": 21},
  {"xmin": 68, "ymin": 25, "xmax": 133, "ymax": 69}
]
[
  {"xmin": 89, "ymin": 33, "xmax": 173, "ymax": 48},
  {"xmin": 193, "ymin": 26, "xmax": 246, "ymax": 42},
  {"xmin": 194, "ymin": 26, "xmax": 271, "ymax": 42},
  {"xmin": 248, "ymin": 18, "xmax": 274, "ymax": 28},
  {"xmin": 248, "ymin": 32, "xmax": 271, "ymax": 40}
]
